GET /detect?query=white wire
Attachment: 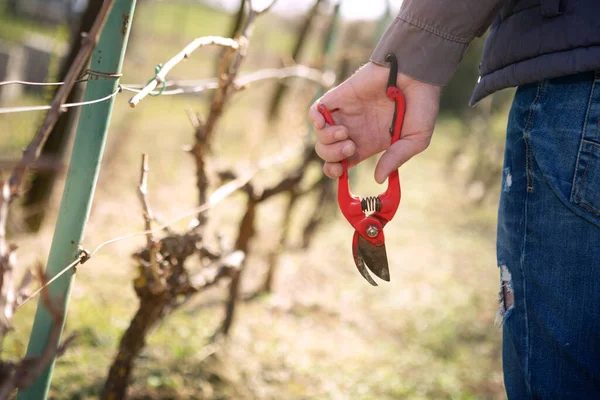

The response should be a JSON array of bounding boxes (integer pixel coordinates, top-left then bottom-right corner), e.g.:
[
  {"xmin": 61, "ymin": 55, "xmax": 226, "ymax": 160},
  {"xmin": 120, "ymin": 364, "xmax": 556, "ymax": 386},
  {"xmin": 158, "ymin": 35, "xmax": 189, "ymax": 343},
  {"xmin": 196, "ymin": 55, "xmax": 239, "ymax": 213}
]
[
  {"xmin": 0, "ymin": 78, "xmax": 174, "ymax": 91},
  {"xmin": 0, "ymin": 65, "xmax": 329, "ymax": 110},
  {"xmin": 0, "ymin": 78, "xmax": 194, "ymax": 112},
  {"xmin": 0, "ymin": 78, "xmax": 90, "ymax": 87},
  {"xmin": 0, "ymin": 80, "xmax": 67, "ymax": 87},
  {"xmin": 0, "ymin": 86, "xmax": 122, "ymax": 115}
]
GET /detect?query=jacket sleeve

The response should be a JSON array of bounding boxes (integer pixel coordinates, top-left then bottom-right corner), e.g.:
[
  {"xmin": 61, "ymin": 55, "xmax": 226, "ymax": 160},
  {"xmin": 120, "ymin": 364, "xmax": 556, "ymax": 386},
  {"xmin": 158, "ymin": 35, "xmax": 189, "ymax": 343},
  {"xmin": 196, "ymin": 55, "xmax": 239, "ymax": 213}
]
[{"xmin": 371, "ymin": 0, "xmax": 505, "ymax": 86}]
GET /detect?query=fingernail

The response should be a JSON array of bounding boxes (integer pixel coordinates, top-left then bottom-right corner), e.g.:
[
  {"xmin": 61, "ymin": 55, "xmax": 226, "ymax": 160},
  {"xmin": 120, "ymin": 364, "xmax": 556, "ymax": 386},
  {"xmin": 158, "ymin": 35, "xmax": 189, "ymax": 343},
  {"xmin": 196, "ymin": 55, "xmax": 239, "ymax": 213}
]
[
  {"xmin": 342, "ymin": 143, "xmax": 355, "ymax": 157},
  {"xmin": 334, "ymin": 129, "xmax": 346, "ymax": 140}
]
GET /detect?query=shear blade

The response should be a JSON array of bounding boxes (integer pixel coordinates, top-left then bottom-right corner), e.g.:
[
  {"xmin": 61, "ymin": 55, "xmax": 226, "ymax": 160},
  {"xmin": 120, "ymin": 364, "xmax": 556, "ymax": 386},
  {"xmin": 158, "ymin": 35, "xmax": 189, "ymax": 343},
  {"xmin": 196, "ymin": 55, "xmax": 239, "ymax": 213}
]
[
  {"xmin": 355, "ymin": 249, "xmax": 378, "ymax": 286},
  {"xmin": 357, "ymin": 234, "xmax": 390, "ymax": 282},
  {"xmin": 352, "ymin": 232, "xmax": 378, "ymax": 286}
]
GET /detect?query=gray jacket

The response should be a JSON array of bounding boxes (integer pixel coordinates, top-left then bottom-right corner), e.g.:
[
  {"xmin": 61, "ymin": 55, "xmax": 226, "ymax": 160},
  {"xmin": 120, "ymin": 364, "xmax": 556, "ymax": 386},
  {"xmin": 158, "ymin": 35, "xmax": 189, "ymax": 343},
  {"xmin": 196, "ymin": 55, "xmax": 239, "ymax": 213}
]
[{"xmin": 371, "ymin": 0, "xmax": 600, "ymax": 105}]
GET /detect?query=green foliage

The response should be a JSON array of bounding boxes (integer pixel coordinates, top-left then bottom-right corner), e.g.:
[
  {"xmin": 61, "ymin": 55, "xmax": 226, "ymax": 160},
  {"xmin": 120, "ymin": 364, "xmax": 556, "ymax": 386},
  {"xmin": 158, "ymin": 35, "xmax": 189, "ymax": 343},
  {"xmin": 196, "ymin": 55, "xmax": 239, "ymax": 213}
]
[
  {"xmin": 132, "ymin": 1, "xmax": 295, "ymax": 59},
  {"xmin": 134, "ymin": 1, "xmax": 230, "ymax": 39},
  {"xmin": 0, "ymin": 3, "xmax": 68, "ymax": 44}
]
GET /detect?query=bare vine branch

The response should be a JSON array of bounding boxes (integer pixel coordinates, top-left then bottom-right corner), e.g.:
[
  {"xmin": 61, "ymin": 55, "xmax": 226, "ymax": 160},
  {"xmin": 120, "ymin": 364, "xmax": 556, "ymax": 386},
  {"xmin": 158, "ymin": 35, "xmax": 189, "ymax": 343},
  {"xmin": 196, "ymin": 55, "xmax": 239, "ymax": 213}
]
[
  {"xmin": 129, "ymin": 36, "xmax": 240, "ymax": 107},
  {"xmin": 137, "ymin": 154, "xmax": 165, "ymax": 292},
  {"xmin": 0, "ymin": 180, "xmax": 14, "ymax": 343},
  {"xmin": 8, "ymin": 0, "xmax": 117, "ymax": 199}
]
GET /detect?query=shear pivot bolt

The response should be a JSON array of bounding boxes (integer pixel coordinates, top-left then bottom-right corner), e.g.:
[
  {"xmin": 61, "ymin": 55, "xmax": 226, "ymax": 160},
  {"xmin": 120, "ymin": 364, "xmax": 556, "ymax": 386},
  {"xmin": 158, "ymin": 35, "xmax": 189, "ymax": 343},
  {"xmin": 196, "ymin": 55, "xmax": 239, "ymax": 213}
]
[{"xmin": 366, "ymin": 225, "xmax": 379, "ymax": 238}]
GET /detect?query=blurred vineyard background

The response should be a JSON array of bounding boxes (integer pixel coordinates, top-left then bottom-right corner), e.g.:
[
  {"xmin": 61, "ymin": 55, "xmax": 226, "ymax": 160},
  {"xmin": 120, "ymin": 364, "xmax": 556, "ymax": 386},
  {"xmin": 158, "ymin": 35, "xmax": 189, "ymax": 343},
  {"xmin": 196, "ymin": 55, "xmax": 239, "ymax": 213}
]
[{"xmin": 0, "ymin": 0, "xmax": 513, "ymax": 398}]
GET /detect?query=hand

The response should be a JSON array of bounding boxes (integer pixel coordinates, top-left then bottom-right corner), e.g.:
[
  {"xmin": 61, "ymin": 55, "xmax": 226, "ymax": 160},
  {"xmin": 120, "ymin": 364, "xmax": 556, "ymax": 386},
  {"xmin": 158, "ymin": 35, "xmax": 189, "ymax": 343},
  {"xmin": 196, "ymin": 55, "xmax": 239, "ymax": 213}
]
[{"xmin": 308, "ymin": 62, "xmax": 442, "ymax": 184}]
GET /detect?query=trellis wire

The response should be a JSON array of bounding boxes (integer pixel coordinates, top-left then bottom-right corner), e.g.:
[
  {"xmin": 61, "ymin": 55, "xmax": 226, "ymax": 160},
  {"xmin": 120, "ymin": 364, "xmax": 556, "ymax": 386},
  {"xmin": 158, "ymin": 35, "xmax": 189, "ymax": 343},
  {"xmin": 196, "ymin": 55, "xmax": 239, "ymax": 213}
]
[
  {"xmin": 0, "ymin": 85, "xmax": 122, "ymax": 115},
  {"xmin": 0, "ymin": 65, "xmax": 332, "ymax": 114}
]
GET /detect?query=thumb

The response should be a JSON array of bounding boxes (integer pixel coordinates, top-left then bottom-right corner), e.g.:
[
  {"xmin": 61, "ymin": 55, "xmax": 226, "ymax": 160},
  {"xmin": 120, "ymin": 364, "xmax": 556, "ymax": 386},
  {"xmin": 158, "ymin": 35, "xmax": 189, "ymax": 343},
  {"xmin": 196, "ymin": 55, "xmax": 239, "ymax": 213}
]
[{"xmin": 374, "ymin": 136, "xmax": 431, "ymax": 184}]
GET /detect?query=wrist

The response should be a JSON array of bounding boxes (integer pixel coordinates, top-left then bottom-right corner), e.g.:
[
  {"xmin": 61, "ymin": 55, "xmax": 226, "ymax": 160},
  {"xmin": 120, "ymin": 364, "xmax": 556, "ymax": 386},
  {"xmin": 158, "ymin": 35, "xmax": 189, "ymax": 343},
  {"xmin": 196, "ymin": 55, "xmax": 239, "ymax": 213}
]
[{"xmin": 368, "ymin": 61, "xmax": 442, "ymax": 93}]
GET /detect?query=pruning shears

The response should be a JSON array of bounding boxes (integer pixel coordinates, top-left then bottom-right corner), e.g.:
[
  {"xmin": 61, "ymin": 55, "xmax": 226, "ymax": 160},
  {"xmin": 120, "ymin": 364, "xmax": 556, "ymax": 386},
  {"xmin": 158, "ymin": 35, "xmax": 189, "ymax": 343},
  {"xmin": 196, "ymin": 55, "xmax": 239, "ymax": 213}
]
[{"xmin": 317, "ymin": 53, "xmax": 405, "ymax": 286}]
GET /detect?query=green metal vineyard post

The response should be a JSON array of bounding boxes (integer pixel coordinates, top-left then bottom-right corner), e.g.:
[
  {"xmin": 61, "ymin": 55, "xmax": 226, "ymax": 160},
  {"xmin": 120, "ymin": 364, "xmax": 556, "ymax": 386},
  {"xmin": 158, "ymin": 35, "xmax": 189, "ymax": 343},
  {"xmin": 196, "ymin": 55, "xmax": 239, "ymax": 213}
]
[{"xmin": 18, "ymin": 0, "xmax": 137, "ymax": 398}]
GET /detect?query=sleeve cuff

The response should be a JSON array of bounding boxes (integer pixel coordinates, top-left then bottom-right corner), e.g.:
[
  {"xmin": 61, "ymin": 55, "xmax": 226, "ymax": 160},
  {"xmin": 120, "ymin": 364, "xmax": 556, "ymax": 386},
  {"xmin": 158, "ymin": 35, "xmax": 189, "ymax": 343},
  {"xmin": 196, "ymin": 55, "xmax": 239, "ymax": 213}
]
[{"xmin": 371, "ymin": 15, "xmax": 470, "ymax": 86}]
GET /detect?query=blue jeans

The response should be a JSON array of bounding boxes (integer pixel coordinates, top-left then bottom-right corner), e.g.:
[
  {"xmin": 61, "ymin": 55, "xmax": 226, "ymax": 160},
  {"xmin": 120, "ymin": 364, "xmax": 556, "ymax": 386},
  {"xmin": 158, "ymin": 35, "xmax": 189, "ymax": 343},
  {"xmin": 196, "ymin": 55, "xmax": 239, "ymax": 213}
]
[{"xmin": 498, "ymin": 70, "xmax": 600, "ymax": 399}]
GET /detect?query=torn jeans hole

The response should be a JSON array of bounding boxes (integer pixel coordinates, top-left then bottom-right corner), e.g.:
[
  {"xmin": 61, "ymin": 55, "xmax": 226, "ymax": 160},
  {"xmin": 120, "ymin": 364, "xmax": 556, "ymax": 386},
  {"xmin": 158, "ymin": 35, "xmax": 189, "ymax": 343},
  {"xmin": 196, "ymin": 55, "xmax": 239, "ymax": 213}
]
[
  {"xmin": 503, "ymin": 167, "xmax": 513, "ymax": 192},
  {"xmin": 495, "ymin": 264, "xmax": 514, "ymax": 326}
]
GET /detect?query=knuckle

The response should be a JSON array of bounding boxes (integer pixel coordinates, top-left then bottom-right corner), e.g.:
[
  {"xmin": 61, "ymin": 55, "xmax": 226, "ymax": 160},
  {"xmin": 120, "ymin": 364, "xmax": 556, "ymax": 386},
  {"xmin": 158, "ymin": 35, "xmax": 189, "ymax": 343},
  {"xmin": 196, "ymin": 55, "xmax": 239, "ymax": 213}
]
[
  {"xmin": 322, "ymin": 127, "xmax": 338, "ymax": 143},
  {"xmin": 332, "ymin": 164, "xmax": 342, "ymax": 177},
  {"xmin": 316, "ymin": 142, "xmax": 339, "ymax": 162},
  {"xmin": 417, "ymin": 136, "xmax": 432, "ymax": 152},
  {"xmin": 315, "ymin": 142, "xmax": 333, "ymax": 161},
  {"xmin": 334, "ymin": 126, "xmax": 346, "ymax": 141},
  {"xmin": 314, "ymin": 141, "xmax": 323, "ymax": 157},
  {"xmin": 323, "ymin": 163, "xmax": 332, "ymax": 177},
  {"xmin": 316, "ymin": 132, "xmax": 328, "ymax": 145},
  {"xmin": 339, "ymin": 141, "xmax": 355, "ymax": 158}
]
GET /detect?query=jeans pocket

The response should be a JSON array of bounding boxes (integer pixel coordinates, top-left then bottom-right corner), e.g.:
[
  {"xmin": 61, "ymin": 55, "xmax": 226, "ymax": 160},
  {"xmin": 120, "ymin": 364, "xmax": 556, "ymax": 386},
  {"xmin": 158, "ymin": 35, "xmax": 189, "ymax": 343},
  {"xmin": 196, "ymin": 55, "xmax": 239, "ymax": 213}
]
[
  {"xmin": 571, "ymin": 71, "xmax": 600, "ymax": 218},
  {"xmin": 572, "ymin": 140, "xmax": 600, "ymax": 217},
  {"xmin": 524, "ymin": 71, "xmax": 600, "ymax": 225}
]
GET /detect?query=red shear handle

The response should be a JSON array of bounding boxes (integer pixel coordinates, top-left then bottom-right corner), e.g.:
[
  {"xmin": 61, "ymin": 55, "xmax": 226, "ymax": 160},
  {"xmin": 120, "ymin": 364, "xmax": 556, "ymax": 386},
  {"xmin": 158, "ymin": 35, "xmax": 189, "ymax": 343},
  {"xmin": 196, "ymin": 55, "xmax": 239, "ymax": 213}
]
[
  {"xmin": 386, "ymin": 86, "xmax": 404, "ymax": 145},
  {"xmin": 377, "ymin": 86, "xmax": 406, "ymax": 223},
  {"xmin": 316, "ymin": 87, "xmax": 406, "ymax": 246},
  {"xmin": 316, "ymin": 104, "xmax": 363, "ymax": 222}
]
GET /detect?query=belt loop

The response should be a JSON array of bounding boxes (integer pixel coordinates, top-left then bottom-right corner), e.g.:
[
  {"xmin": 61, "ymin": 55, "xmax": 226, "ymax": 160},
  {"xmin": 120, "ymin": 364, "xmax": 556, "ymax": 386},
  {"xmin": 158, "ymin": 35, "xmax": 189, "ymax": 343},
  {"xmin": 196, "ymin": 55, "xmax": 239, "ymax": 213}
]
[{"xmin": 541, "ymin": 0, "xmax": 563, "ymax": 17}]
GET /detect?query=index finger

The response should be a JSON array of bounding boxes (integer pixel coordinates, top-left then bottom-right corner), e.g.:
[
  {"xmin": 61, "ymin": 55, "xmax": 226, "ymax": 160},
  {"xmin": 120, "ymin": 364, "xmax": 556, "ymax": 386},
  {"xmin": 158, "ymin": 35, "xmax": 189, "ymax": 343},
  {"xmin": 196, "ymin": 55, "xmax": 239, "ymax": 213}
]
[{"xmin": 309, "ymin": 101, "xmax": 326, "ymax": 130}]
